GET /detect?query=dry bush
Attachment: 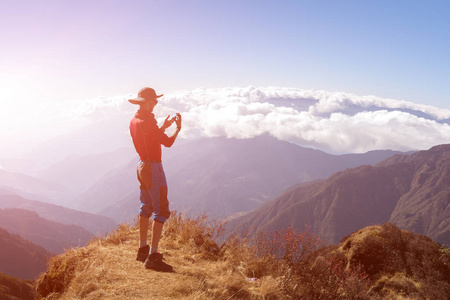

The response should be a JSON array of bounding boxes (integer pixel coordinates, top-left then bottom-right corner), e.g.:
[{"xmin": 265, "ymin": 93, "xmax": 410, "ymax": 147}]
[
  {"xmin": 231, "ymin": 223, "xmax": 372, "ymax": 299},
  {"xmin": 164, "ymin": 211, "xmax": 225, "ymax": 260},
  {"xmin": 338, "ymin": 223, "xmax": 450, "ymax": 300},
  {"xmin": 440, "ymin": 244, "xmax": 450, "ymax": 267},
  {"xmin": 253, "ymin": 224, "xmax": 324, "ymax": 265},
  {"xmin": 36, "ymin": 247, "xmax": 93, "ymax": 297},
  {"xmin": 316, "ymin": 254, "xmax": 370, "ymax": 299},
  {"xmin": 220, "ymin": 222, "xmax": 372, "ymax": 299},
  {"xmin": 162, "ymin": 211, "xmax": 288, "ymax": 299},
  {"xmin": 340, "ymin": 223, "xmax": 411, "ymax": 279},
  {"xmin": 100, "ymin": 223, "xmax": 135, "ymax": 246},
  {"xmin": 219, "ymin": 232, "xmax": 273, "ymax": 280},
  {"xmin": 283, "ymin": 245, "xmax": 371, "ymax": 300},
  {"xmin": 373, "ymin": 224, "xmax": 450, "ymax": 299},
  {"xmin": 368, "ymin": 273, "xmax": 424, "ymax": 299}
]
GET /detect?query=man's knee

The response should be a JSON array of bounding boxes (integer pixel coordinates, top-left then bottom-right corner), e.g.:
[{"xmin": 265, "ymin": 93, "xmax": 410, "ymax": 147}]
[
  {"xmin": 139, "ymin": 202, "xmax": 153, "ymax": 219},
  {"xmin": 156, "ymin": 186, "xmax": 170, "ymax": 222},
  {"xmin": 146, "ymin": 185, "xmax": 170, "ymax": 223}
]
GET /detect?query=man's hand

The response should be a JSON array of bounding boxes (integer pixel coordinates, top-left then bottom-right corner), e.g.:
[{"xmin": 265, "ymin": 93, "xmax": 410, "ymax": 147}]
[
  {"xmin": 167, "ymin": 113, "xmax": 182, "ymax": 141},
  {"xmin": 161, "ymin": 115, "xmax": 175, "ymax": 131},
  {"xmin": 174, "ymin": 113, "xmax": 182, "ymax": 130}
]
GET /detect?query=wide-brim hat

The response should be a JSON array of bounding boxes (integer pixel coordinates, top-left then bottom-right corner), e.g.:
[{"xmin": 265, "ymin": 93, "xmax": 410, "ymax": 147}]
[{"xmin": 128, "ymin": 87, "xmax": 164, "ymax": 104}]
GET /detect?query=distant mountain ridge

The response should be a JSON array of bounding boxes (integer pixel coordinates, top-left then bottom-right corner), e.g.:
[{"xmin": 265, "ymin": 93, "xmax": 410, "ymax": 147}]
[
  {"xmin": 0, "ymin": 227, "xmax": 52, "ymax": 279},
  {"xmin": 230, "ymin": 144, "xmax": 450, "ymax": 244},
  {"xmin": 0, "ymin": 208, "xmax": 94, "ymax": 254},
  {"xmin": 34, "ymin": 147, "xmax": 136, "ymax": 193},
  {"xmin": 0, "ymin": 169, "xmax": 68, "ymax": 204},
  {"xmin": 0, "ymin": 192, "xmax": 117, "ymax": 235},
  {"xmin": 72, "ymin": 135, "xmax": 404, "ymax": 223}
]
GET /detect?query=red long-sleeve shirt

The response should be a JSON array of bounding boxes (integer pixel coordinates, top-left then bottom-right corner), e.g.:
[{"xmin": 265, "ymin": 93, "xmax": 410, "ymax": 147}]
[{"xmin": 129, "ymin": 109, "xmax": 176, "ymax": 161}]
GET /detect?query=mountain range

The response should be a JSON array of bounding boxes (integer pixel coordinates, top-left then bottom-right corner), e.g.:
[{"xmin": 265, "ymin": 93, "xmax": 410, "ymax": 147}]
[
  {"xmin": 71, "ymin": 135, "xmax": 403, "ymax": 223},
  {"xmin": 0, "ymin": 169, "xmax": 68, "ymax": 205},
  {"xmin": 0, "ymin": 208, "xmax": 94, "ymax": 254},
  {"xmin": 33, "ymin": 147, "xmax": 136, "ymax": 193},
  {"xmin": 230, "ymin": 144, "xmax": 450, "ymax": 245},
  {"xmin": 0, "ymin": 227, "xmax": 52, "ymax": 279},
  {"xmin": 0, "ymin": 191, "xmax": 117, "ymax": 236}
]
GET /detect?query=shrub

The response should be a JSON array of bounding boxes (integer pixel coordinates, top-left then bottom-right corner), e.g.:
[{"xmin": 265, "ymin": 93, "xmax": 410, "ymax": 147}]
[
  {"xmin": 36, "ymin": 247, "xmax": 91, "ymax": 297},
  {"xmin": 249, "ymin": 224, "xmax": 371, "ymax": 299},
  {"xmin": 100, "ymin": 223, "xmax": 134, "ymax": 245},
  {"xmin": 164, "ymin": 211, "xmax": 225, "ymax": 260},
  {"xmin": 253, "ymin": 224, "xmax": 323, "ymax": 265},
  {"xmin": 288, "ymin": 248, "xmax": 371, "ymax": 299}
]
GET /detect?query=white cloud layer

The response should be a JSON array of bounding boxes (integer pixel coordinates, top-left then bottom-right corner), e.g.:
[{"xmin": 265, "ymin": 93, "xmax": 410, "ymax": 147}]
[
  {"xmin": 151, "ymin": 86, "xmax": 450, "ymax": 153},
  {"xmin": 3, "ymin": 86, "xmax": 449, "ymax": 160},
  {"xmin": 72, "ymin": 86, "xmax": 450, "ymax": 154}
]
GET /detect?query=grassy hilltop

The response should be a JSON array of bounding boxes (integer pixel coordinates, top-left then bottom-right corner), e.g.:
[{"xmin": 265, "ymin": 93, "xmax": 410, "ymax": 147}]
[{"xmin": 36, "ymin": 212, "xmax": 450, "ymax": 299}]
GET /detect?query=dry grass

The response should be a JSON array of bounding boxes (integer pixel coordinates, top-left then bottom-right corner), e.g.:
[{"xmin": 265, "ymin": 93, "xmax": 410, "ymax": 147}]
[
  {"xmin": 36, "ymin": 216, "xmax": 450, "ymax": 299},
  {"xmin": 36, "ymin": 213, "xmax": 273, "ymax": 300}
]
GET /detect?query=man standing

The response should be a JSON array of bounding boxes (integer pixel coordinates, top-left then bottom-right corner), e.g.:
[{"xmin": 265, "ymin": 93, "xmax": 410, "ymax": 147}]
[{"xmin": 128, "ymin": 87, "xmax": 181, "ymax": 272}]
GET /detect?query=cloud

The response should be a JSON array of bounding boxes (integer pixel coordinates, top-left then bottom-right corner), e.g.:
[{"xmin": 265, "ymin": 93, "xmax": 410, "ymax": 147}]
[
  {"xmin": 154, "ymin": 86, "xmax": 450, "ymax": 153},
  {"xmin": 6, "ymin": 86, "xmax": 446, "ymax": 160},
  {"xmin": 72, "ymin": 94, "xmax": 135, "ymax": 121}
]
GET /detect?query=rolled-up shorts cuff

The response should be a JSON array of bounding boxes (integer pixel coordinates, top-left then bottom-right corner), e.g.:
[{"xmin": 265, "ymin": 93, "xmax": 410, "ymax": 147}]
[
  {"xmin": 138, "ymin": 211, "xmax": 167, "ymax": 223},
  {"xmin": 153, "ymin": 216, "xmax": 166, "ymax": 224}
]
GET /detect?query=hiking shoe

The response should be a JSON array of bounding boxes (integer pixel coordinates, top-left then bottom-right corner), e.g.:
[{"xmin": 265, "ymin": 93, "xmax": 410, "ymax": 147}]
[
  {"xmin": 136, "ymin": 245, "xmax": 150, "ymax": 262},
  {"xmin": 144, "ymin": 252, "xmax": 173, "ymax": 272}
]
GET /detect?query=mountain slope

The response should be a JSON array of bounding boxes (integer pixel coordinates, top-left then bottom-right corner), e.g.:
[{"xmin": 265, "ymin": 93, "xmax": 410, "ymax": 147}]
[
  {"xmin": 385, "ymin": 145, "xmax": 450, "ymax": 243},
  {"xmin": 0, "ymin": 227, "xmax": 52, "ymax": 280},
  {"xmin": 0, "ymin": 208, "xmax": 94, "ymax": 254},
  {"xmin": 74, "ymin": 135, "xmax": 402, "ymax": 222},
  {"xmin": 231, "ymin": 144, "xmax": 450, "ymax": 244},
  {"xmin": 0, "ymin": 192, "xmax": 117, "ymax": 235},
  {"xmin": 0, "ymin": 271, "xmax": 36, "ymax": 300}
]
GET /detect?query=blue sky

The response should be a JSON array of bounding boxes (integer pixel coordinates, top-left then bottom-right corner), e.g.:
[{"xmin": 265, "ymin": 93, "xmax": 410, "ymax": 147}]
[
  {"xmin": 1, "ymin": 0, "xmax": 449, "ymax": 105},
  {"xmin": 0, "ymin": 0, "xmax": 449, "ymax": 158}
]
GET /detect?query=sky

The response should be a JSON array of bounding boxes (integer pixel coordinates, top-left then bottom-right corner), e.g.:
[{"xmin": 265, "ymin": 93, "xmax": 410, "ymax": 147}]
[{"xmin": 1, "ymin": 0, "xmax": 450, "ymax": 159}]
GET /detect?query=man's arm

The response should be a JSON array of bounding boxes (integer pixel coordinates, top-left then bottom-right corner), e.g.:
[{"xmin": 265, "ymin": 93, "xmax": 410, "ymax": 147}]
[
  {"xmin": 159, "ymin": 113, "xmax": 182, "ymax": 148},
  {"xmin": 169, "ymin": 127, "xmax": 181, "ymax": 140},
  {"xmin": 160, "ymin": 115, "xmax": 175, "ymax": 132}
]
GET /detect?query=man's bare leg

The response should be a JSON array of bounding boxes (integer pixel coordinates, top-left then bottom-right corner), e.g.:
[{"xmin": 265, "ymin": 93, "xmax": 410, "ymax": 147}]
[
  {"xmin": 150, "ymin": 220, "xmax": 163, "ymax": 254},
  {"xmin": 136, "ymin": 215, "xmax": 151, "ymax": 262},
  {"xmin": 145, "ymin": 219, "xmax": 172, "ymax": 272},
  {"xmin": 139, "ymin": 215, "xmax": 149, "ymax": 247}
]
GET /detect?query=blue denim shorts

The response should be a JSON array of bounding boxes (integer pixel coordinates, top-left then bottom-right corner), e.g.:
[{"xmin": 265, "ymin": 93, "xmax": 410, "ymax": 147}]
[{"xmin": 136, "ymin": 161, "xmax": 170, "ymax": 223}]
